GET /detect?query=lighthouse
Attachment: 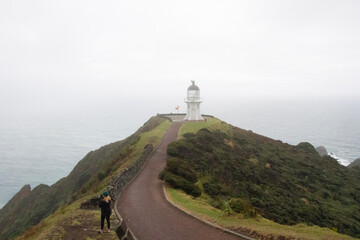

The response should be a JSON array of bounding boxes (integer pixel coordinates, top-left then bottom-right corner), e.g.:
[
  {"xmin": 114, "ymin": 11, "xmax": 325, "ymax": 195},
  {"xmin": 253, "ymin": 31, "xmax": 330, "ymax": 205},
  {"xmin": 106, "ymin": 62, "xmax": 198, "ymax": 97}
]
[{"xmin": 184, "ymin": 80, "xmax": 203, "ymax": 121}]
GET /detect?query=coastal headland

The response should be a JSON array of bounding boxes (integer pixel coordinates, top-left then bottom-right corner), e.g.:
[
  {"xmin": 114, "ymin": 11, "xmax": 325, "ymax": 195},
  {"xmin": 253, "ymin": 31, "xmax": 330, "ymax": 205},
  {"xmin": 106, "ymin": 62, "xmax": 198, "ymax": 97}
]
[{"xmin": 1, "ymin": 114, "xmax": 359, "ymax": 240}]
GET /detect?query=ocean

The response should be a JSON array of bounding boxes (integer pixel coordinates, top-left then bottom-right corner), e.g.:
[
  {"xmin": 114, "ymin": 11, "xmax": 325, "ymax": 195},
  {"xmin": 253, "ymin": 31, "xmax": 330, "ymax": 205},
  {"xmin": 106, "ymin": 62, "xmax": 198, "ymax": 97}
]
[{"xmin": 0, "ymin": 97, "xmax": 359, "ymax": 209}]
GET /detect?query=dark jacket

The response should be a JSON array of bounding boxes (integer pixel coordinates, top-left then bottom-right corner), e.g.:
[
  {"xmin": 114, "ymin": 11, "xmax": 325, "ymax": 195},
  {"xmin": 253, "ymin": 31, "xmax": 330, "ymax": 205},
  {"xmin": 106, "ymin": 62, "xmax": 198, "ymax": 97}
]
[{"xmin": 99, "ymin": 198, "xmax": 112, "ymax": 216}]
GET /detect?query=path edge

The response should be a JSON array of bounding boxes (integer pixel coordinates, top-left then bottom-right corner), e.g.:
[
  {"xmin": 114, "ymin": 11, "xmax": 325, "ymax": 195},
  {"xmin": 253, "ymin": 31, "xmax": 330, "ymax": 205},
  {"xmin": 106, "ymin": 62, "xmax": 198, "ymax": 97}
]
[
  {"xmin": 162, "ymin": 185, "xmax": 256, "ymax": 240},
  {"xmin": 114, "ymin": 121, "xmax": 173, "ymax": 240}
]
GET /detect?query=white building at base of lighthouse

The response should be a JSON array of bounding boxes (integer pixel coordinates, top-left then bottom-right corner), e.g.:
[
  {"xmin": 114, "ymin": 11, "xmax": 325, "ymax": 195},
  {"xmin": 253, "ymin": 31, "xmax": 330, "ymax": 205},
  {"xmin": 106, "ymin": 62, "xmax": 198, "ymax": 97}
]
[{"xmin": 184, "ymin": 81, "xmax": 203, "ymax": 121}]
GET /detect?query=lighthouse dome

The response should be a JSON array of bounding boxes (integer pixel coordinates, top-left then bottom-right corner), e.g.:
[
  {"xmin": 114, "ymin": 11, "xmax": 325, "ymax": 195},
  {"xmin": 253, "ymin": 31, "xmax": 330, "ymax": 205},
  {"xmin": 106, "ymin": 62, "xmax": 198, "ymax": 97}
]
[
  {"xmin": 188, "ymin": 81, "xmax": 199, "ymax": 91},
  {"xmin": 187, "ymin": 80, "xmax": 200, "ymax": 99}
]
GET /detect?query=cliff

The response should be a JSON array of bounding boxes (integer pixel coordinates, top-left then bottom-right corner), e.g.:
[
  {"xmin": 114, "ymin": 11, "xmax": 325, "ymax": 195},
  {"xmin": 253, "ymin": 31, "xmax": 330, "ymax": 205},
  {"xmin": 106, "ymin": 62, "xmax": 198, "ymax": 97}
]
[
  {"xmin": 316, "ymin": 145, "xmax": 328, "ymax": 157},
  {"xmin": 349, "ymin": 158, "xmax": 360, "ymax": 168}
]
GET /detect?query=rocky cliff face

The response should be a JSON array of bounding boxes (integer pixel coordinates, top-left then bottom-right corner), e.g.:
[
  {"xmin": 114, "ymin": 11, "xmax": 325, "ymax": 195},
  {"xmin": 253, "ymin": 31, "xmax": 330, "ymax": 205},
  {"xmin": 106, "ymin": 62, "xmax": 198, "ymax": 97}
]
[
  {"xmin": 316, "ymin": 146, "xmax": 328, "ymax": 157},
  {"xmin": 0, "ymin": 185, "xmax": 31, "ymax": 225},
  {"xmin": 2, "ymin": 185, "xmax": 31, "ymax": 209},
  {"xmin": 348, "ymin": 158, "xmax": 360, "ymax": 168}
]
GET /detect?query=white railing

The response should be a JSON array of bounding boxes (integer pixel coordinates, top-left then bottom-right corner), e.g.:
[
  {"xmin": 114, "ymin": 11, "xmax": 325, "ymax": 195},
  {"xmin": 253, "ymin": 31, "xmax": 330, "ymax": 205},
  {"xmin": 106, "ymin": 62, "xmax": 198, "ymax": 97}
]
[{"xmin": 184, "ymin": 97, "xmax": 203, "ymax": 102}]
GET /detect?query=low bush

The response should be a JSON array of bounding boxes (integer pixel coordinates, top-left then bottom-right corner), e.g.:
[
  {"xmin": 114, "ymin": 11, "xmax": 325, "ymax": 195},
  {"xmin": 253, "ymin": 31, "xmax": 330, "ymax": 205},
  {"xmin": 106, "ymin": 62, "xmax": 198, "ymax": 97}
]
[
  {"xmin": 229, "ymin": 198, "xmax": 256, "ymax": 216},
  {"xmin": 183, "ymin": 132, "xmax": 195, "ymax": 138},
  {"xmin": 166, "ymin": 158, "xmax": 197, "ymax": 183},
  {"xmin": 163, "ymin": 172, "xmax": 201, "ymax": 198},
  {"xmin": 203, "ymin": 182, "xmax": 225, "ymax": 196},
  {"xmin": 97, "ymin": 171, "xmax": 106, "ymax": 181}
]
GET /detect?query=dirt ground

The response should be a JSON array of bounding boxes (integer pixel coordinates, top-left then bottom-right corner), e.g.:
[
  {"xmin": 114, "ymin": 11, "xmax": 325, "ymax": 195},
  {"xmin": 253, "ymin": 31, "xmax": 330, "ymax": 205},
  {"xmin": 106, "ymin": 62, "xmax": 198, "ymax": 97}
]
[{"xmin": 34, "ymin": 208, "xmax": 120, "ymax": 240}]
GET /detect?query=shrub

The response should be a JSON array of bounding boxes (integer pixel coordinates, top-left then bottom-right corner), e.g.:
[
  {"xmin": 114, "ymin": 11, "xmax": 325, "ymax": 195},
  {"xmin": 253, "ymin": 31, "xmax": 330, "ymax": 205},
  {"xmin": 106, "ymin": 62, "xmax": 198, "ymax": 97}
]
[
  {"xmin": 230, "ymin": 198, "xmax": 257, "ymax": 217},
  {"xmin": 183, "ymin": 132, "xmax": 195, "ymax": 138},
  {"xmin": 167, "ymin": 142, "xmax": 180, "ymax": 157},
  {"xmin": 203, "ymin": 182, "xmax": 222, "ymax": 196},
  {"xmin": 230, "ymin": 198, "xmax": 246, "ymax": 213},
  {"xmin": 295, "ymin": 142, "xmax": 318, "ymax": 155},
  {"xmin": 166, "ymin": 158, "xmax": 197, "ymax": 183},
  {"xmin": 159, "ymin": 170, "xmax": 165, "ymax": 180},
  {"xmin": 213, "ymin": 129, "xmax": 230, "ymax": 141},
  {"xmin": 163, "ymin": 172, "xmax": 201, "ymax": 197},
  {"xmin": 209, "ymin": 198, "xmax": 223, "ymax": 209},
  {"xmin": 98, "ymin": 171, "xmax": 106, "ymax": 181},
  {"xmin": 248, "ymin": 184, "xmax": 263, "ymax": 197},
  {"xmin": 167, "ymin": 141, "xmax": 194, "ymax": 158}
]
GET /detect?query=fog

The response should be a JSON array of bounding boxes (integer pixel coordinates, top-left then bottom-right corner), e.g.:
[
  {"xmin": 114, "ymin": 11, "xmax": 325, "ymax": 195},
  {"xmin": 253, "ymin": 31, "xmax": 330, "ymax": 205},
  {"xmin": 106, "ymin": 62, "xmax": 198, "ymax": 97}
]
[{"xmin": 1, "ymin": 0, "xmax": 359, "ymax": 114}]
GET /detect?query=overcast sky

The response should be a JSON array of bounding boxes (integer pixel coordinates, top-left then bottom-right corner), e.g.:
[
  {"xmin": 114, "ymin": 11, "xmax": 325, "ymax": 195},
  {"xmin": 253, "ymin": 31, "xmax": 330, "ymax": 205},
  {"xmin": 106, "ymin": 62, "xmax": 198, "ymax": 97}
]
[{"xmin": 1, "ymin": 0, "xmax": 359, "ymax": 111}]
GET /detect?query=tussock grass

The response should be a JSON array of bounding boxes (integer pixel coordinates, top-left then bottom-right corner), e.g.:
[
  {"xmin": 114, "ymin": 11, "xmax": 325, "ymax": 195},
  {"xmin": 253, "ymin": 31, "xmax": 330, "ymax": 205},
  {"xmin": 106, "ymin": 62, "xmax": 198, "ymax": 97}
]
[{"xmin": 166, "ymin": 188, "xmax": 357, "ymax": 240}]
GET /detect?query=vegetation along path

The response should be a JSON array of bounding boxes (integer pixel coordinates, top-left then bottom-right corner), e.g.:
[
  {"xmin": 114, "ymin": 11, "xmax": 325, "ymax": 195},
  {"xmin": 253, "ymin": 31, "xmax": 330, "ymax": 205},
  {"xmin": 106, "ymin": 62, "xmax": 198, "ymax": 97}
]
[{"xmin": 117, "ymin": 121, "xmax": 243, "ymax": 240}]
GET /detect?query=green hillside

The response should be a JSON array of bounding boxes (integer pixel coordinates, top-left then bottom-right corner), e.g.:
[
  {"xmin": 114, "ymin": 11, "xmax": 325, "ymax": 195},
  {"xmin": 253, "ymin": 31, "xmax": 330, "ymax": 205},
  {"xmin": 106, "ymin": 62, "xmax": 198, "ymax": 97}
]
[
  {"xmin": 0, "ymin": 116, "xmax": 170, "ymax": 240},
  {"xmin": 161, "ymin": 119, "xmax": 360, "ymax": 238}
]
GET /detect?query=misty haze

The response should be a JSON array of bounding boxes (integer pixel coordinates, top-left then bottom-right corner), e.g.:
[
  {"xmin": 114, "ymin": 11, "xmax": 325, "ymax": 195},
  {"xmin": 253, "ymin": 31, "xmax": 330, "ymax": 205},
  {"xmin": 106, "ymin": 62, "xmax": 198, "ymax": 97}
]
[{"xmin": 0, "ymin": 1, "xmax": 359, "ymax": 239}]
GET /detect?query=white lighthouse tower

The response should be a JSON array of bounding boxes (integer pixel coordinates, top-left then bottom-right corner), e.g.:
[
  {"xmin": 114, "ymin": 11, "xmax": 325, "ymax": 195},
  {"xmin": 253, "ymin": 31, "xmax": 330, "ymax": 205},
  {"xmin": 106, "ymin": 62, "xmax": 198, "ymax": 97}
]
[{"xmin": 184, "ymin": 80, "xmax": 203, "ymax": 121}]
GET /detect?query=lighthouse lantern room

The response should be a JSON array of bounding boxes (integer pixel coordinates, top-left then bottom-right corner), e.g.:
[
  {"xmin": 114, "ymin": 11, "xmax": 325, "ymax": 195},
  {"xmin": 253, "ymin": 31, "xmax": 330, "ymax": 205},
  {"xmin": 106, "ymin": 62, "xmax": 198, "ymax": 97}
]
[{"xmin": 184, "ymin": 80, "xmax": 203, "ymax": 121}]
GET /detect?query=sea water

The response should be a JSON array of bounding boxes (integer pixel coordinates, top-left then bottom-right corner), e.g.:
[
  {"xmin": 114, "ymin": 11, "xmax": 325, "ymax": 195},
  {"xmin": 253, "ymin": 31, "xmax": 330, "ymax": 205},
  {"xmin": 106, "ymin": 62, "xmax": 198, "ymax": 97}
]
[{"xmin": 0, "ymin": 97, "xmax": 359, "ymax": 208}]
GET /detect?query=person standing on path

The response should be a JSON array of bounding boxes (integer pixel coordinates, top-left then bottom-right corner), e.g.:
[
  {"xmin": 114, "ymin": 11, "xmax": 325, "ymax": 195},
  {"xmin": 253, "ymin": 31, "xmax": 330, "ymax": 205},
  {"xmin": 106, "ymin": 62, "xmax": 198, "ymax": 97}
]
[{"xmin": 99, "ymin": 190, "xmax": 112, "ymax": 233}]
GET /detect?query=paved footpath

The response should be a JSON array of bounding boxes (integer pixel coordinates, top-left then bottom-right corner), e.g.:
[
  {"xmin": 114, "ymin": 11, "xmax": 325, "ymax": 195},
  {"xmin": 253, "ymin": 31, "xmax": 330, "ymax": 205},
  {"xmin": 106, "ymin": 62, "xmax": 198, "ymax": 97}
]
[{"xmin": 117, "ymin": 122, "xmax": 243, "ymax": 240}]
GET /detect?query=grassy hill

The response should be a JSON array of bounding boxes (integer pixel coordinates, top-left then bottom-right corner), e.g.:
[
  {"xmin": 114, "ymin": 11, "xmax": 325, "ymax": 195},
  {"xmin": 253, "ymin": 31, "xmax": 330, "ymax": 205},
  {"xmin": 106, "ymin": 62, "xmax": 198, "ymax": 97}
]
[
  {"xmin": 161, "ymin": 118, "xmax": 360, "ymax": 238},
  {"xmin": 0, "ymin": 116, "xmax": 171, "ymax": 240}
]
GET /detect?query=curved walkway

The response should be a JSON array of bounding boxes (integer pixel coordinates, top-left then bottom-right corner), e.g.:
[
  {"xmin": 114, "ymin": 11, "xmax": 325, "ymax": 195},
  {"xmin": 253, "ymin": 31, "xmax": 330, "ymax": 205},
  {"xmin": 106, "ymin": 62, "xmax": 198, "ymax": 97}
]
[{"xmin": 117, "ymin": 122, "xmax": 243, "ymax": 240}]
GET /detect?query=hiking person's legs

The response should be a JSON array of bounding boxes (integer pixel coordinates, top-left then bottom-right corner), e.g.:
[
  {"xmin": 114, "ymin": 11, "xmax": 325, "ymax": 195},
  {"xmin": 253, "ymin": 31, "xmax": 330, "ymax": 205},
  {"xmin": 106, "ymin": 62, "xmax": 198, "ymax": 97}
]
[
  {"xmin": 101, "ymin": 214, "xmax": 106, "ymax": 230},
  {"xmin": 106, "ymin": 214, "xmax": 110, "ymax": 230}
]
